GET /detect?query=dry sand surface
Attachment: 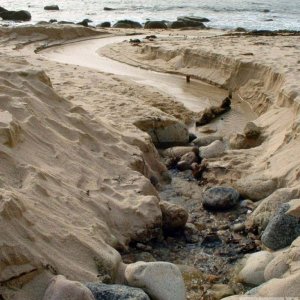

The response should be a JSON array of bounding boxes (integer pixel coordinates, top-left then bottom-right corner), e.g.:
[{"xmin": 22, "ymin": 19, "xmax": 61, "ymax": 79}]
[{"xmin": 0, "ymin": 24, "xmax": 300, "ymax": 299}]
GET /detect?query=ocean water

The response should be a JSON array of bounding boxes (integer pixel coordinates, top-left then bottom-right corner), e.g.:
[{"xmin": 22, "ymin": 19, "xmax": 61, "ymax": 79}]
[{"xmin": 1, "ymin": 0, "xmax": 300, "ymax": 30}]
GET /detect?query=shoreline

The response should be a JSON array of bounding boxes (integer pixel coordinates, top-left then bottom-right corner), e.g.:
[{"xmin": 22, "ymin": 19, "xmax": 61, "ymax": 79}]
[{"xmin": 0, "ymin": 24, "xmax": 300, "ymax": 299}]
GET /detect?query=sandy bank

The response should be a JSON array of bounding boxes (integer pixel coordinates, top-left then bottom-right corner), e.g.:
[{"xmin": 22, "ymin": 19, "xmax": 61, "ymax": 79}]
[{"xmin": 0, "ymin": 24, "xmax": 300, "ymax": 299}]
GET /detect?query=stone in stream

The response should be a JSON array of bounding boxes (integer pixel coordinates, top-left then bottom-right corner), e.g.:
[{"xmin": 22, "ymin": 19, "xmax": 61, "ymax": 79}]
[
  {"xmin": 192, "ymin": 135, "xmax": 223, "ymax": 147},
  {"xmin": 160, "ymin": 201, "xmax": 188, "ymax": 232},
  {"xmin": 176, "ymin": 147, "xmax": 201, "ymax": 171},
  {"xmin": 43, "ymin": 275, "xmax": 95, "ymax": 300},
  {"xmin": 199, "ymin": 140, "xmax": 225, "ymax": 158},
  {"xmin": 261, "ymin": 203, "xmax": 300, "ymax": 250},
  {"xmin": 124, "ymin": 261, "xmax": 186, "ymax": 300},
  {"xmin": 86, "ymin": 283, "xmax": 150, "ymax": 300},
  {"xmin": 202, "ymin": 186, "xmax": 240, "ymax": 211},
  {"xmin": 97, "ymin": 22, "xmax": 111, "ymax": 28}
]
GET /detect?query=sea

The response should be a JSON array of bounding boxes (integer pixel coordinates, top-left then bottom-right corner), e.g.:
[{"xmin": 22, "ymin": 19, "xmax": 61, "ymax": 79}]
[{"xmin": 1, "ymin": 0, "xmax": 300, "ymax": 31}]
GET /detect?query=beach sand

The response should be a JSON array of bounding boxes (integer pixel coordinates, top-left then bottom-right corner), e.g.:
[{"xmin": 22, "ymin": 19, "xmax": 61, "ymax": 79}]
[{"xmin": 0, "ymin": 24, "xmax": 300, "ymax": 299}]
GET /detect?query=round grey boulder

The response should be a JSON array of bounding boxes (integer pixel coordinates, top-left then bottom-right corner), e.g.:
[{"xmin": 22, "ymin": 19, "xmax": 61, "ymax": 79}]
[
  {"xmin": 261, "ymin": 203, "xmax": 300, "ymax": 250},
  {"xmin": 144, "ymin": 21, "xmax": 167, "ymax": 29},
  {"xmin": 113, "ymin": 20, "xmax": 142, "ymax": 29},
  {"xmin": 203, "ymin": 186, "xmax": 240, "ymax": 211},
  {"xmin": 86, "ymin": 283, "xmax": 150, "ymax": 300}
]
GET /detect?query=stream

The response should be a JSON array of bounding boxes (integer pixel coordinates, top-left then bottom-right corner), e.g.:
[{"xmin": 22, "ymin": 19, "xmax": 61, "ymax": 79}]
[{"xmin": 41, "ymin": 35, "xmax": 259, "ymax": 299}]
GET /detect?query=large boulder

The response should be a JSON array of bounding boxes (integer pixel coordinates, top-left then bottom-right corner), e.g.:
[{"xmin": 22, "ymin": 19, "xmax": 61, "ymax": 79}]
[
  {"xmin": 43, "ymin": 275, "xmax": 95, "ymax": 300},
  {"xmin": 202, "ymin": 186, "xmax": 240, "ymax": 211},
  {"xmin": 261, "ymin": 203, "xmax": 300, "ymax": 250},
  {"xmin": 160, "ymin": 201, "xmax": 188, "ymax": 232},
  {"xmin": 0, "ymin": 9, "xmax": 31, "ymax": 21},
  {"xmin": 264, "ymin": 251, "xmax": 289, "ymax": 281},
  {"xmin": 237, "ymin": 251, "xmax": 274, "ymax": 286},
  {"xmin": 113, "ymin": 20, "xmax": 142, "ymax": 29},
  {"xmin": 144, "ymin": 21, "xmax": 167, "ymax": 29},
  {"xmin": 97, "ymin": 22, "xmax": 111, "ymax": 28},
  {"xmin": 86, "ymin": 283, "xmax": 150, "ymax": 300},
  {"xmin": 124, "ymin": 261, "xmax": 186, "ymax": 300}
]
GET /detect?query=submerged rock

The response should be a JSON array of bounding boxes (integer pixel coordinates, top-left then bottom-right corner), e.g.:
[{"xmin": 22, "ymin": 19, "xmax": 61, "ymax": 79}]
[
  {"xmin": 125, "ymin": 261, "xmax": 186, "ymax": 300},
  {"xmin": 170, "ymin": 20, "xmax": 206, "ymax": 29},
  {"xmin": 43, "ymin": 275, "xmax": 95, "ymax": 300},
  {"xmin": 202, "ymin": 186, "xmax": 240, "ymax": 211},
  {"xmin": 86, "ymin": 283, "xmax": 150, "ymax": 300},
  {"xmin": 261, "ymin": 203, "xmax": 300, "ymax": 250},
  {"xmin": 97, "ymin": 22, "xmax": 111, "ymax": 28}
]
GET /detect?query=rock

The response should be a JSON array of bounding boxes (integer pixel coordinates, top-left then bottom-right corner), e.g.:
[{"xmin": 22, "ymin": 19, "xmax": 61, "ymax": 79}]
[
  {"xmin": 237, "ymin": 251, "xmax": 274, "ymax": 286},
  {"xmin": 229, "ymin": 132, "xmax": 262, "ymax": 149},
  {"xmin": 176, "ymin": 160, "xmax": 191, "ymax": 171},
  {"xmin": 199, "ymin": 140, "xmax": 225, "ymax": 159},
  {"xmin": 207, "ymin": 284, "xmax": 234, "ymax": 300},
  {"xmin": 104, "ymin": 7, "xmax": 116, "ymax": 11},
  {"xmin": 134, "ymin": 118, "xmax": 189, "ymax": 147},
  {"xmin": 170, "ymin": 20, "xmax": 206, "ymax": 29},
  {"xmin": 44, "ymin": 5, "xmax": 59, "ymax": 11},
  {"xmin": 86, "ymin": 283, "xmax": 150, "ymax": 300},
  {"xmin": 264, "ymin": 251, "xmax": 289, "ymax": 281},
  {"xmin": 286, "ymin": 198, "xmax": 300, "ymax": 217},
  {"xmin": 188, "ymin": 132, "xmax": 197, "ymax": 143},
  {"xmin": 184, "ymin": 223, "xmax": 200, "ymax": 243},
  {"xmin": 0, "ymin": 9, "xmax": 31, "ymax": 21},
  {"xmin": 162, "ymin": 146, "xmax": 194, "ymax": 159},
  {"xmin": 249, "ymin": 187, "xmax": 300, "ymax": 230},
  {"xmin": 235, "ymin": 27, "xmax": 247, "ymax": 32},
  {"xmin": 244, "ymin": 122, "xmax": 262, "ymax": 137},
  {"xmin": 261, "ymin": 203, "xmax": 300, "ymax": 250},
  {"xmin": 247, "ymin": 272, "xmax": 300, "ymax": 297},
  {"xmin": 144, "ymin": 21, "xmax": 167, "ymax": 29},
  {"xmin": 58, "ymin": 21, "xmax": 75, "ymax": 25},
  {"xmin": 202, "ymin": 186, "xmax": 239, "ymax": 211},
  {"xmin": 177, "ymin": 147, "xmax": 201, "ymax": 170},
  {"xmin": 97, "ymin": 22, "xmax": 111, "ymax": 28},
  {"xmin": 235, "ymin": 176, "xmax": 277, "ymax": 201},
  {"xmin": 77, "ymin": 19, "xmax": 92, "ymax": 27},
  {"xmin": 113, "ymin": 20, "xmax": 142, "ymax": 29},
  {"xmin": 232, "ymin": 223, "xmax": 245, "ymax": 232},
  {"xmin": 125, "ymin": 261, "xmax": 186, "ymax": 300},
  {"xmin": 177, "ymin": 16, "xmax": 210, "ymax": 23},
  {"xmin": 49, "ymin": 19, "xmax": 57, "ymax": 23},
  {"xmin": 192, "ymin": 135, "xmax": 223, "ymax": 147},
  {"xmin": 43, "ymin": 275, "xmax": 95, "ymax": 300},
  {"xmin": 160, "ymin": 201, "xmax": 188, "ymax": 232}
]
